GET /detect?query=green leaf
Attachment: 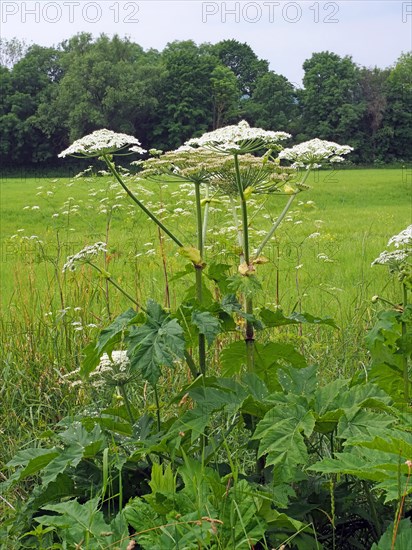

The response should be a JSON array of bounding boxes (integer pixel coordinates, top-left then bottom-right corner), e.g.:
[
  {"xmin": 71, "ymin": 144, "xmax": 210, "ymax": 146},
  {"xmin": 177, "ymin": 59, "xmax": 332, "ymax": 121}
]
[
  {"xmin": 58, "ymin": 423, "xmax": 106, "ymax": 457},
  {"xmin": 260, "ymin": 307, "xmax": 338, "ymax": 328},
  {"xmin": 36, "ymin": 497, "xmax": 124, "ymax": 547},
  {"xmin": 308, "ymin": 447, "xmax": 411, "ymax": 493},
  {"xmin": 81, "ymin": 308, "xmax": 139, "ymax": 377},
  {"xmin": 148, "ymin": 463, "xmax": 176, "ymax": 495},
  {"xmin": 253, "ymin": 399, "xmax": 315, "ymax": 479},
  {"xmin": 221, "ymin": 340, "xmax": 247, "ymax": 376},
  {"xmin": 371, "ymin": 519, "xmax": 412, "ymax": 550},
  {"xmin": 347, "ymin": 433, "xmax": 412, "ymax": 461},
  {"xmin": 41, "ymin": 444, "xmax": 84, "ymax": 487},
  {"xmin": 207, "ymin": 262, "xmax": 232, "ymax": 293},
  {"xmin": 337, "ymin": 409, "xmax": 395, "ymax": 441},
  {"xmin": 127, "ymin": 300, "xmax": 185, "ymax": 385},
  {"xmin": 97, "ymin": 308, "xmax": 138, "ymax": 353},
  {"xmin": 169, "ymin": 262, "xmax": 193, "ymax": 282},
  {"xmin": 191, "ymin": 310, "xmax": 221, "ymax": 345},
  {"xmin": 278, "ymin": 364, "xmax": 318, "ymax": 396},
  {"xmin": 366, "ymin": 310, "xmax": 403, "ymax": 369},
  {"xmin": 227, "ymin": 273, "xmax": 262, "ymax": 297},
  {"xmin": 183, "ymin": 281, "xmax": 215, "ymax": 307},
  {"xmin": 29, "ymin": 473, "xmax": 76, "ymax": 511},
  {"xmin": 221, "ymin": 341, "xmax": 306, "ymax": 390},
  {"xmin": 5, "ymin": 449, "xmax": 59, "ymax": 487}
]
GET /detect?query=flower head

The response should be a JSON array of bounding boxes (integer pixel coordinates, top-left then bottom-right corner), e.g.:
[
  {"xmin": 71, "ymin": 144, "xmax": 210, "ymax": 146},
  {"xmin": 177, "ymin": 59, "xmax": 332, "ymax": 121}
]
[
  {"xmin": 63, "ymin": 242, "xmax": 107, "ymax": 272},
  {"xmin": 279, "ymin": 139, "xmax": 353, "ymax": 168},
  {"xmin": 90, "ymin": 351, "xmax": 132, "ymax": 387},
  {"xmin": 387, "ymin": 225, "xmax": 412, "ymax": 248},
  {"xmin": 185, "ymin": 120, "xmax": 291, "ymax": 154},
  {"xmin": 58, "ymin": 129, "xmax": 146, "ymax": 158},
  {"xmin": 371, "ymin": 249, "xmax": 410, "ymax": 267}
]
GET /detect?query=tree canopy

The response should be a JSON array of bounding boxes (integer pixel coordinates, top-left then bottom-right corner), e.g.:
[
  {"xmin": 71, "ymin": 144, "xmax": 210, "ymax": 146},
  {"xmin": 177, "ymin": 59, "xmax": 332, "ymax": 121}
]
[{"xmin": 0, "ymin": 35, "xmax": 410, "ymax": 166}]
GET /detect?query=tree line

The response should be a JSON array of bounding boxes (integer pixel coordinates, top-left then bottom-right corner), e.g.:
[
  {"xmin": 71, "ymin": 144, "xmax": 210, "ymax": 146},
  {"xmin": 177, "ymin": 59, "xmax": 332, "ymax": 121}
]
[{"xmin": 0, "ymin": 34, "xmax": 411, "ymax": 166}]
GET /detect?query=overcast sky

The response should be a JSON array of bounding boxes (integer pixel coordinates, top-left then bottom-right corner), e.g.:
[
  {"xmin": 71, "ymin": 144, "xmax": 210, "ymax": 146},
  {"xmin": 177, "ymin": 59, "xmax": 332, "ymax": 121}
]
[{"xmin": 1, "ymin": 1, "xmax": 411, "ymax": 85}]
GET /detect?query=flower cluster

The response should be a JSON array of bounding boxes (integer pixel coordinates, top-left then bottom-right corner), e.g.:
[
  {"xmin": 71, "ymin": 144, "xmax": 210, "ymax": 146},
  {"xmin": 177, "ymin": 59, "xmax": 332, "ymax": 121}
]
[
  {"xmin": 387, "ymin": 225, "xmax": 412, "ymax": 248},
  {"xmin": 372, "ymin": 250, "xmax": 410, "ymax": 266},
  {"xmin": 372, "ymin": 225, "xmax": 412, "ymax": 283},
  {"xmin": 89, "ymin": 350, "xmax": 132, "ymax": 387},
  {"xmin": 279, "ymin": 139, "xmax": 353, "ymax": 169},
  {"xmin": 62, "ymin": 242, "xmax": 107, "ymax": 272},
  {"xmin": 58, "ymin": 129, "xmax": 146, "ymax": 158},
  {"xmin": 185, "ymin": 120, "xmax": 291, "ymax": 154},
  {"xmin": 136, "ymin": 147, "xmax": 295, "ymax": 196},
  {"xmin": 62, "ymin": 350, "xmax": 132, "ymax": 389}
]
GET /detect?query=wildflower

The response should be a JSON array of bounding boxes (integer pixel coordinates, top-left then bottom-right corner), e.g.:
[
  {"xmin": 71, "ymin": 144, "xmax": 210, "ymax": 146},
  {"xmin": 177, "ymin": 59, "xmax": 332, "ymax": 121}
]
[
  {"xmin": 279, "ymin": 138, "xmax": 353, "ymax": 168},
  {"xmin": 90, "ymin": 351, "xmax": 132, "ymax": 386},
  {"xmin": 387, "ymin": 225, "xmax": 412, "ymax": 248},
  {"xmin": 62, "ymin": 242, "xmax": 107, "ymax": 272},
  {"xmin": 185, "ymin": 120, "xmax": 291, "ymax": 154},
  {"xmin": 371, "ymin": 249, "xmax": 410, "ymax": 267},
  {"xmin": 58, "ymin": 129, "xmax": 146, "ymax": 158}
]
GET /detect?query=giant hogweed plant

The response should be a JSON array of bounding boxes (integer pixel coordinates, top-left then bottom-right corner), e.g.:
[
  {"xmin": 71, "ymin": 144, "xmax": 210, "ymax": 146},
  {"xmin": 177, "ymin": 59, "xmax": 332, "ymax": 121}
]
[{"xmin": 2, "ymin": 126, "xmax": 412, "ymax": 549}]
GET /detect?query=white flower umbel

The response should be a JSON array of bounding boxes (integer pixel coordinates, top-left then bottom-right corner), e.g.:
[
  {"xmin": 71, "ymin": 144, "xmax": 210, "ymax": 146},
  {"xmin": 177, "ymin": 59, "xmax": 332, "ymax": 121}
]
[
  {"xmin": 58, "ymin": 129, "xmax": 146, "ymax": 158},
  {"xmin": 185, "ymin": 120, "xmax": 291, "ymax": 154},
  {"xmin": 63, "ymin": 242, "xmax": 107, "ymax": 272},
  {"xmin": 371, "ymin": 249, "xmax": 410, "ymax": 267},
  {"xmin": 387, "ymin": 225, "xmax": 412, "ymax": 248},
  {"xmin": 90, "ymin": 350, "xmax": 132, "ymax": 387},
  {"xmin": 279, "ymin": 139, "xmax": 353, "ymax": 169}
]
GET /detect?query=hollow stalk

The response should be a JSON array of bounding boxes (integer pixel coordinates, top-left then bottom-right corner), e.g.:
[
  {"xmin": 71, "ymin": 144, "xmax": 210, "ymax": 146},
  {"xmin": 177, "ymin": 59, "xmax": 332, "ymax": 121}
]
[
  {"xmin": 194, "ymin": 181, "xmax": 206, "ymax": 375},
  {"xmin": 402, "ymin": 283, "xmax": 410, "ymax": 403},
  {"xmin": 233, "ymin": 153, "xmax": 254, "ymax": 372}
]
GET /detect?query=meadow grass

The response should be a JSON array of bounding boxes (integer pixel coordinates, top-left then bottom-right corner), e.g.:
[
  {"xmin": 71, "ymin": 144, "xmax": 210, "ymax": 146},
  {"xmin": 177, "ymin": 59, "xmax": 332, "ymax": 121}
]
[{"xmin": 0, "ymin": 166, "xmax": 410, "ymax": 477}]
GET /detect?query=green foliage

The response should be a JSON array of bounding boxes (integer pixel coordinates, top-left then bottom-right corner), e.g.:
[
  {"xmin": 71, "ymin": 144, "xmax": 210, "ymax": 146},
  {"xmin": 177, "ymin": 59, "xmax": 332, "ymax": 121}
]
[
  {"xmin": 371, "ymin": 519, "xmax": 412, "ymax": 549},
  {"xmin": 35, "ymin": 498, "xmax": 130, "ymax": 549},
  {"xmin": 365, "ymin": 308, "xmax": 412, "ymax": 401},
  {"xmin": 2, "ymin": 35, "xmax": 411, "ymax": 166},
  {"xmin": 127, "ymin": 300, "xmax": 185, "ymax": 385}
]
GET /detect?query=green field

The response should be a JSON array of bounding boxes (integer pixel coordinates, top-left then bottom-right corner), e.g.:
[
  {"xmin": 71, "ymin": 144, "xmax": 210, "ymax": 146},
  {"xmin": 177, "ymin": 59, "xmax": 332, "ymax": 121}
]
[
  {"xmin": 1, "ymin": 167, "xmax": 410, "ymax": 321},
  {"xmin": 1, "ymin": 167, "xmax": 411, "ymax": 542}
]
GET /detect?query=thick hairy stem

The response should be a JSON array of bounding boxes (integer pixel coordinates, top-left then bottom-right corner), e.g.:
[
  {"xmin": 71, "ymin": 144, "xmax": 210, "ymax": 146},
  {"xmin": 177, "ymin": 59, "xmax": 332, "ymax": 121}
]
[
  {"xmin": 229, "ymin": 195, "xmax": 245, "ymax": 264},
  {"xmin": 234, "ymin": 155, "xmax": 250, "ymax": 265},
  {"xmin": 202, "ymin": 184, "xmax": 210, "ymax": 248},
  {"xmin": 402, "ymin": 283, "xmax": 410, "ymax": 403},
  {"xmin": 194, "ymin": 183, "xmax": 207, "ymax": 376},
  {"xmin": 103, "ymin": 155, "xmax": 184, "ymax": 248},
  {"xmin": 195, "ymin": 266, "xmax": 206, "ymax": 376},
  {"xmin": 233, "ymin": 154, "xmax": 254, "ymax": 372}
]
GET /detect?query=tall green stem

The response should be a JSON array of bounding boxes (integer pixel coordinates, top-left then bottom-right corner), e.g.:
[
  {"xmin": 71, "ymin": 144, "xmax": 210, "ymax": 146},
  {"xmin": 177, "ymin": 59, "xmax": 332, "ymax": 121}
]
[
  {"xmin": 202, "ymin": 184, "xmax": 210, "ymax": 248},
  {"xmin": 234, "ymin": 154, "xmax": 250, "ymax": 265},
  {"xmin": 229, "ymin": 195, "xmax": 245, "ymax": 263},
  {"xmin": 194, "ymin": 182, "xmax": 206, "ymax": 375},
  {"xmin": 402, "ymin": 283, "xmax": 410, "ymax": 403},
  {"xmin": 233, "ymin": 154, "xmax": 254, "ymax": 372},
  {"xmin": 103, "ymin": 155, "xmax": 184, "ymax": 248}
]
